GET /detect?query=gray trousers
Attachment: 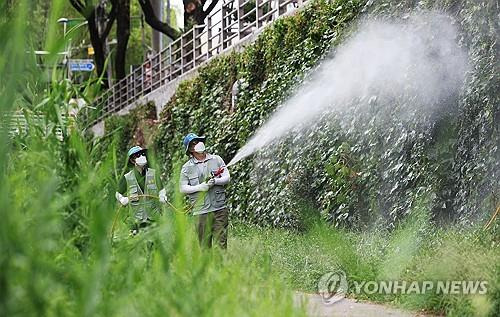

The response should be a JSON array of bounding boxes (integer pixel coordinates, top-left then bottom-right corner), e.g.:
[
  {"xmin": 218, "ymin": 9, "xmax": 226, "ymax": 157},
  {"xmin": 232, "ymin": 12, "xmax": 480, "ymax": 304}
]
[{"xmin": 196, "ymin": 208, "xmax": 228, "ymax": 249}]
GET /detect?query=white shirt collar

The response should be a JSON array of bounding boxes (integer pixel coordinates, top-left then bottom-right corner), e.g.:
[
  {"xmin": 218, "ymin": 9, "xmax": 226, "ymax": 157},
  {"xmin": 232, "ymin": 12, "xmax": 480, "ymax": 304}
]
[{"xmin": 191, "ymin": 153, "xmax": 213, "ymax": 164}]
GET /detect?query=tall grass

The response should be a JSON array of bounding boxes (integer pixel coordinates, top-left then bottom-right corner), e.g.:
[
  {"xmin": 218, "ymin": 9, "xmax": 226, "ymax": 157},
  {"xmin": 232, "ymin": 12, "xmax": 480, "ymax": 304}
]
[
  {"xmin": 3, "ymin": 143, "xmax": 306, "ymax": 316},
  {"xmin": 231, "ymin": 204, "xmax": 499, "ymax": 316},
  {"xmin": 0, "ymin": 2, "xmax": 306, "ymax": 316}
]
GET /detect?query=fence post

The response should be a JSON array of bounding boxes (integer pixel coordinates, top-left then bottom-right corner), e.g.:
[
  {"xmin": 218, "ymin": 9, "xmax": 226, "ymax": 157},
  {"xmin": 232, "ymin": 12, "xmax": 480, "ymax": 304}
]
[
  {"xmin": 168, "ymin": 43, "xmax": 172, "ymax": 81},
  {"xmin": 237, "ymin": 0, "xmax": 242, "ymax": 40},
  {"xmin": 132, "ymin": 69, "xmax": 136, "ymax": 101},
  {"xmin": 140, "ymin": 63, "xmax": 144, "ymax": 96},
  {"xmin": 128, "ymin": 76, "xmax": 132, "ymax": 103},
  {"xmin": 159, "ymin": 50, "xmax": 163, "ymax": 85},
  {"xmin": 155, "ymin": 53, "xmax": 160, "ymax": 88},
  {"xmin": 207, "ymin": 15, "xmax": 212, "ymax": 59},
  {"xmin": 222, "ymin": 3, "xmax": 227, "ymax": 49},
  {"xmin": 256, "ymin": 0, "xmax": 261, "ymax": 28},
  {"xmin": 180, "ymin": 35, "xmax": 184, "ymax": 74},
  {"xmin": 192, "ymin": 27, "xmax": 197, "ymax": 67}
]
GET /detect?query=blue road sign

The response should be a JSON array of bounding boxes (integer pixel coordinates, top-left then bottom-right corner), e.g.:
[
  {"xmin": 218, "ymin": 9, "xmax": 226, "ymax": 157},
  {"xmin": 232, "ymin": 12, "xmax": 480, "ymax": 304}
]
[{"xmin": 69, "ymin": 59, "xmax": 95, "ymax": 72}]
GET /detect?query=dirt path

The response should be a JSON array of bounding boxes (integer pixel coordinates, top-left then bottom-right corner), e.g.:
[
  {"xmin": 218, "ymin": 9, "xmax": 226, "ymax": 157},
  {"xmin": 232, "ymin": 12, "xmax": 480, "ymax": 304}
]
[{"xmin": 295, "ymin": 293, "xmax": 434, "ymax": 317}]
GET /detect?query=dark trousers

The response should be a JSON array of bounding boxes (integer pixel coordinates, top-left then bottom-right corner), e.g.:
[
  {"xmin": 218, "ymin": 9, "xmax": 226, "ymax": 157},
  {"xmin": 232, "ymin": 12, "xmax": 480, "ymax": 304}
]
[{"xmin": 196, "ymin": 208, "xmax": 228, "ymax": 249}]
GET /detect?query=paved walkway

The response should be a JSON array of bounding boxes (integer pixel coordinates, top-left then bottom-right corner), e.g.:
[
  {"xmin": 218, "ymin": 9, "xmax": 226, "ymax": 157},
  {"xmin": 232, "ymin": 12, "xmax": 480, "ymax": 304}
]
[{"xmin": 295, "ymin": 293, "xmax": 435, "ymax": 317}]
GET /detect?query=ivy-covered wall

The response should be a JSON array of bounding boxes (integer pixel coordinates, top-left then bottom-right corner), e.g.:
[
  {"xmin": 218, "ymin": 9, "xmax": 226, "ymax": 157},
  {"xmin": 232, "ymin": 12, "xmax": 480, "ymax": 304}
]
[
  {"xmin": 90, "ymin": 102, "xmax": 157, "ymax": 163},
  {"xmin": 100, "ymin": 0, "xmax": 499, "ymax": 230}
]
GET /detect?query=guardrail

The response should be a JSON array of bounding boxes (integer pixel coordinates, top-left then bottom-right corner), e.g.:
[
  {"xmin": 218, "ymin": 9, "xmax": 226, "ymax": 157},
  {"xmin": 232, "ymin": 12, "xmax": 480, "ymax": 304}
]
[{"xmin": 82, "ymin": 0, "xmax": 306, "ymax": 128}]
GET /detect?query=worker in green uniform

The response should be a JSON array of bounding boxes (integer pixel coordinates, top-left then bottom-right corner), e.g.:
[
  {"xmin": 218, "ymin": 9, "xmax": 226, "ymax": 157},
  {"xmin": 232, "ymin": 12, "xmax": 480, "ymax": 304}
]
[{"xmin": 115, "ymin": 146, "xmax": 167, "ymax": 234}]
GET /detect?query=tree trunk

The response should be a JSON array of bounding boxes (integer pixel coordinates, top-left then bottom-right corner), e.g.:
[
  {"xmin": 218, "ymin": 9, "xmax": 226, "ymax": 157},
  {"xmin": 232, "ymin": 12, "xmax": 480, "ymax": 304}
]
[
  {"xmin": 87, "ymin": 12, "xmax": 108, "ymax": 88},
  {"xmin": 68, "ymin": 0, "xmax": 116, "ymax": 89},
  {"xmin": 115, "ymin": 0, "xmax": 130, "ymax": 80},
  {"xmin": 151, "ymin": 0, "xmax": 163, "ymax": 52}
]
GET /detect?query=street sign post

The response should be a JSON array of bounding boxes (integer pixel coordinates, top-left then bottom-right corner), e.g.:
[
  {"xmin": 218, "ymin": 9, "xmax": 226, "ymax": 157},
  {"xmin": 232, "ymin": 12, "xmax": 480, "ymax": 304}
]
[{"xmin": 68, "ymin": 59, "xmax": 95, "ymax": 72}]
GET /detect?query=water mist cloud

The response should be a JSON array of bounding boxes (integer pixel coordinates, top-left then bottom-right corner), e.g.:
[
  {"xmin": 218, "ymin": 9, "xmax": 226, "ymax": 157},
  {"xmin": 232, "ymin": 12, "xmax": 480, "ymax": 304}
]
[{"xmin": 229, "ymin": 12, "xmax": 468, "ymax": 166}]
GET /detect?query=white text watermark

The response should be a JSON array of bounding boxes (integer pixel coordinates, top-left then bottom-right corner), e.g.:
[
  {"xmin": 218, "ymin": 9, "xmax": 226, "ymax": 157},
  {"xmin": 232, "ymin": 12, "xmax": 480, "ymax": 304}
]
[{"xmin": 317, "ymin": 270, "xmax": 488, "ymax": 305}]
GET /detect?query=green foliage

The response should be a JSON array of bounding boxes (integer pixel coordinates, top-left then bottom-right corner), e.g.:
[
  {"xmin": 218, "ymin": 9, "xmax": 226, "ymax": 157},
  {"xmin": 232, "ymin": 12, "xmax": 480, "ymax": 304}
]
[
  {"xmin": 3, "ymin": 102, "xmax": 306, "ymax": 316},
  {"xmin": 154, "ymin": 0, "xmax": 363, "ymax": 229},
  {"xmin": 231, "ymin": 206, "xmax": 499, "ymax": 316},
  {"xmin": 149, "ymin": 0, "xmax": 498, "ymax": 230},
  {"xmin": 3, "ymin": 136, "xmax": 307, "ymax": 316},
  {"xmin": 1, "ymin": 2, "xmax": 308, "ymax": 315},
  {"xmin": 2, "ymin": 1, "xmax": 498, "ymax": 316},
  {"xmin": 27, "ymin": 1, "xmax": 79, "ymax": 51},
  {"xmin": 90, "ymin": 102, "xmax": 157, "ymax": 164}
]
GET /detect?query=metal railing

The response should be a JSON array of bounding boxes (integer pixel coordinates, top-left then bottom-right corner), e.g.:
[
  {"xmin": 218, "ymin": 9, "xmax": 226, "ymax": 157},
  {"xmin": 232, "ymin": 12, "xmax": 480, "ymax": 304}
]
[
  {"xmin": 82, "ymin": 0, "xmax": 306, "ymax": 128},
  {"xmin": 2, "ymin": 112, "xmax": 65, "ymax": 140}
]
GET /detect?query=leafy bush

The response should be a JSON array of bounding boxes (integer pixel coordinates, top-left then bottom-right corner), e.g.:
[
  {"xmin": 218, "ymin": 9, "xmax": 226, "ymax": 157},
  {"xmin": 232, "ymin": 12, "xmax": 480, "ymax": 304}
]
[
  {"xmin": 153, "ymin": 0, "xmax": 363, "ymax": 229},
  {"xmin": 148, "ymin": 0, "xmax": 498, "ymax": 229},
  {"xmin": 89, "ymin": 102, "xmax": 157, "ymax": 164}
]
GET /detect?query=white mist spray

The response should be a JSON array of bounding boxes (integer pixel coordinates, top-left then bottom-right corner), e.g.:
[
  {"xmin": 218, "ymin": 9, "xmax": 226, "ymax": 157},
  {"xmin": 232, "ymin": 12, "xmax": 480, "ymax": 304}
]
[{"xmin": 228, "ymin": 13, "xmax": 468, "ymax": 167}]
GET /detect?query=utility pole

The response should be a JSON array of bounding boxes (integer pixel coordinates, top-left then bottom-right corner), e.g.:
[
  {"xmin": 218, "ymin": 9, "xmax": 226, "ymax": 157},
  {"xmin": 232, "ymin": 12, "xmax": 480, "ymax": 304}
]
[
  {"xmin": 165, "ymin": 0, "xmax": 171, "ymax": 46},
  {"xmin": 57, "ymin": 18, "xmax": 70, "ymax": 80},
  {"xmin": 141, "ymin": 12, "xmax": 146, "ymax": 59}
]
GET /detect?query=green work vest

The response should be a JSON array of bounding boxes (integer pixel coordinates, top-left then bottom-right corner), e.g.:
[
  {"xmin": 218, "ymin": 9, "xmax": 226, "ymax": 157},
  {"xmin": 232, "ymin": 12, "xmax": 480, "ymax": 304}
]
[
  {"xmin": 183, "ymin": 155, "xmax": 227, "ymax": 215},
  {"xmin": 125, "ymin": 168, "xmax": 159, "ymax": 222}
]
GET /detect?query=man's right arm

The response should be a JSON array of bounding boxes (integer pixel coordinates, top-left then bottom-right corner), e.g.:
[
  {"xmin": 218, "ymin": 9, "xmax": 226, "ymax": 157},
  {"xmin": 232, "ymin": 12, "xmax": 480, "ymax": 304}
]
[
  {"xmin": 179, "ymin": 166, "xmax": 209, "ymax": 194},
  {"xmin": 214, "ymin": 155, "xmax": 230, "ymax": 186}
]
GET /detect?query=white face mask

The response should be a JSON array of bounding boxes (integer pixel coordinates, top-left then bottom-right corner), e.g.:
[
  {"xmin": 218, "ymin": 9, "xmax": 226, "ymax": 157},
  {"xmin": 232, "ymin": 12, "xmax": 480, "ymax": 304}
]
[
  {"xmin": 194, "ymin": 142, "xmax": 206, "ymax": 153},
  {"xmin": 135, "ymin": 155, "xmax": 147, "ymax": 167}
]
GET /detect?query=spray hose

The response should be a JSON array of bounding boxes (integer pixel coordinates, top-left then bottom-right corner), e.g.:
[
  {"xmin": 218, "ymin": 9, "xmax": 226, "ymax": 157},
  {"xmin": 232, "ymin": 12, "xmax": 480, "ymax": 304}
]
[
  {"xmin": 110, "ymin": 167, "xmax": 228, "ymax": 240},
  {"xmin": 110, "ymin": 194, "xmax": 192, "ymax": 241},
  {"xmin": 132, "ymin": 194, "xmax": 190, "ymax": 214},
  {"xmin": 483, "ymin": 205, "xmax": 499, "ymax": 231}
]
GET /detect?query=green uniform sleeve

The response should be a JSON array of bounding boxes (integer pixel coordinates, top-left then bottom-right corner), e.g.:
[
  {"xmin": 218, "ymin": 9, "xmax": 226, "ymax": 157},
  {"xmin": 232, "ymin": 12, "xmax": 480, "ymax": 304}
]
[
  {"xmin": 118, "ymin": 175, "xmax": 127, "ymax": 195},
  {"xmin": 156, "ymin": 170, "xmax": 163, "ymax": 189}
]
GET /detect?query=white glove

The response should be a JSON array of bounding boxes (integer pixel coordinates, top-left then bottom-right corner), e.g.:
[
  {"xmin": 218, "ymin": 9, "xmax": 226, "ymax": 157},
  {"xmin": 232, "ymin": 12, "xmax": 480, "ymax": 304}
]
[
  {"xmin": 195, "ymin": 183, "xmax": 210, "ymax": 192},
  {"xmin": 207, "ymin": 178, "xmax": 216, "ymax": 187},
  {"xmin": 159, "ymin": 188, "xmax": 167, "ymax": 203},
  {"xmin": 115, "ymin": 192, "xmax": 129, "ymax": 206}
]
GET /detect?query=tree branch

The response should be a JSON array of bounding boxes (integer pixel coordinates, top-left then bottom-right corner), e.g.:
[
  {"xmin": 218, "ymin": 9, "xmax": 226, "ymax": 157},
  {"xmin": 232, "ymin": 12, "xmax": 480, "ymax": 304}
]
[
  {"xmin": 101, "ymin": 2, "xmax": 117, "ymax": 40},
  {"xmin": 69, "ymin": 0, "xmax": 85, "ymax": 14},
  {"xmin": 202, "ymin": 0, "xmax": 219, "ymax": 20},
  {"xmin": 138, "ymin": 0, "xmax": 181, "ymax": 40}
]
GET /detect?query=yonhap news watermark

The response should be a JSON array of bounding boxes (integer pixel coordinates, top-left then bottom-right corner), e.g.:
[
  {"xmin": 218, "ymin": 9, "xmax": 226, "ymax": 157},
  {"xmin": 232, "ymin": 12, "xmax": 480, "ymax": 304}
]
[
  {"xmin": 317, "ymin": 270, "xmax": 488, "ymax": 305},
  {"xmin": 351, "ymin": 280, "xmax": 488, "ymax": 295}
]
